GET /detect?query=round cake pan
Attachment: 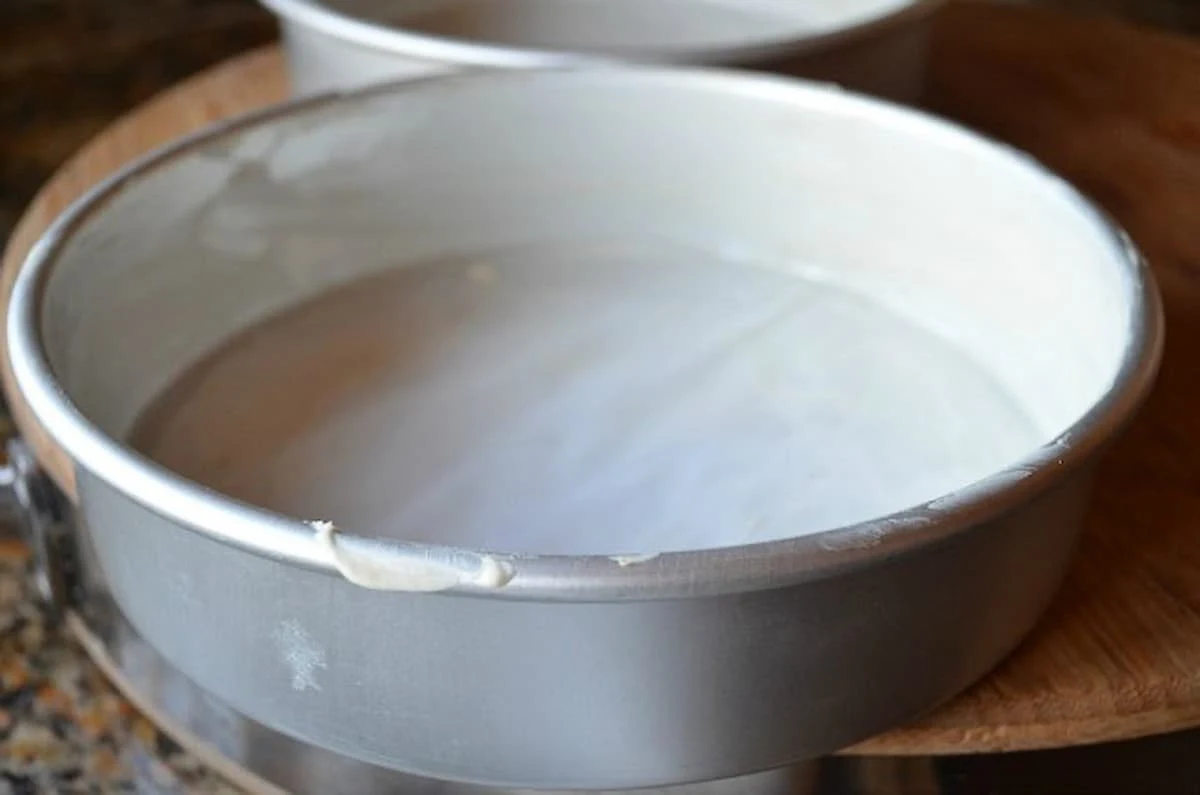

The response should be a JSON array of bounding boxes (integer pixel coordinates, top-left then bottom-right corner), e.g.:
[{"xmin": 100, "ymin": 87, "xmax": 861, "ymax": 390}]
[
  {"xmin": 259, "ymin": 0, "xmax": 945, "ymax": 100},
  {"xmin": 7, "ymin": 67, "xmax": 1162, "ymax": 790}
]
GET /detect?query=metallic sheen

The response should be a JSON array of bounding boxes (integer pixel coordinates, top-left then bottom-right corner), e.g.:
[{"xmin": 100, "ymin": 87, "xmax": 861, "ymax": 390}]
[
  {"xmin": 260, "ymin": 0, "xmax": 945, "ymax": 100},
  {"xmin": 5, "ymin": 68, "xmax": 1164, "ymax": 789}
]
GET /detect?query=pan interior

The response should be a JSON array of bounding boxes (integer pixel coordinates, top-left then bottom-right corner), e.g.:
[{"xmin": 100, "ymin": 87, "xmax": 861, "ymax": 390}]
[
  {"xmin": 36, "ymin": 71, "xmax": 1135, "ymax": 557},
  {"xmin": 126, "ymin": 239, "xmax": 1040, "ymax": 556}
]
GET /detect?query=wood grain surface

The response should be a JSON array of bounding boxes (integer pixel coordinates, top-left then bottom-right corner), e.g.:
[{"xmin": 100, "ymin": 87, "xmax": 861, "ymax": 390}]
[{"xmin": 3, "ymin": 0, "xmax": 1200, "ymax": 757}]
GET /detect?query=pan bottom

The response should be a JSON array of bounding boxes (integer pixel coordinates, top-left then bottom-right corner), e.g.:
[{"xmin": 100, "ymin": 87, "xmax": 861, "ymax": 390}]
[{"xmin": 130, "ymin": 238, "xmax": 1041, "ymax": 556}]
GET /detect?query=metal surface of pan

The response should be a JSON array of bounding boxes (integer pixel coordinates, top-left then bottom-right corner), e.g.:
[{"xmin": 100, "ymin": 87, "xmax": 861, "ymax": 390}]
[
  {"xmin": 5, "ymin": 67, "xmax": 1163, "ymax": 789},
  {"xmin": 260, "ymin": 0, "xmax": 946, "ymax": 100}
]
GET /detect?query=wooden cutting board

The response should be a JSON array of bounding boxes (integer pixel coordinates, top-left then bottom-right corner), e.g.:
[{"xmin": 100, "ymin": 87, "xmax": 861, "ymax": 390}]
[{"xmin": 4, "ymin": 0, "xmax": 1200, "ymax": 758}]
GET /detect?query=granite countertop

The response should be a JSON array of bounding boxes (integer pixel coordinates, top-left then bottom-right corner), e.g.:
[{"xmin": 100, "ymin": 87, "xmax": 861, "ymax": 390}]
[
  {"xmin": 2, "ymin": 0, "xmax": 1199, "ymax": 792},
  {"xmin": 0, "ymin": 542, "xmax": 242, "ymax": 794}
]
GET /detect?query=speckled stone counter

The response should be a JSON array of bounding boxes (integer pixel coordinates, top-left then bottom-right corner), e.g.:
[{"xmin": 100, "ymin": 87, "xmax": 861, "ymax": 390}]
[{"xmin": 0, "ymin": 542, "xmax": 243, "ymax": 794}]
